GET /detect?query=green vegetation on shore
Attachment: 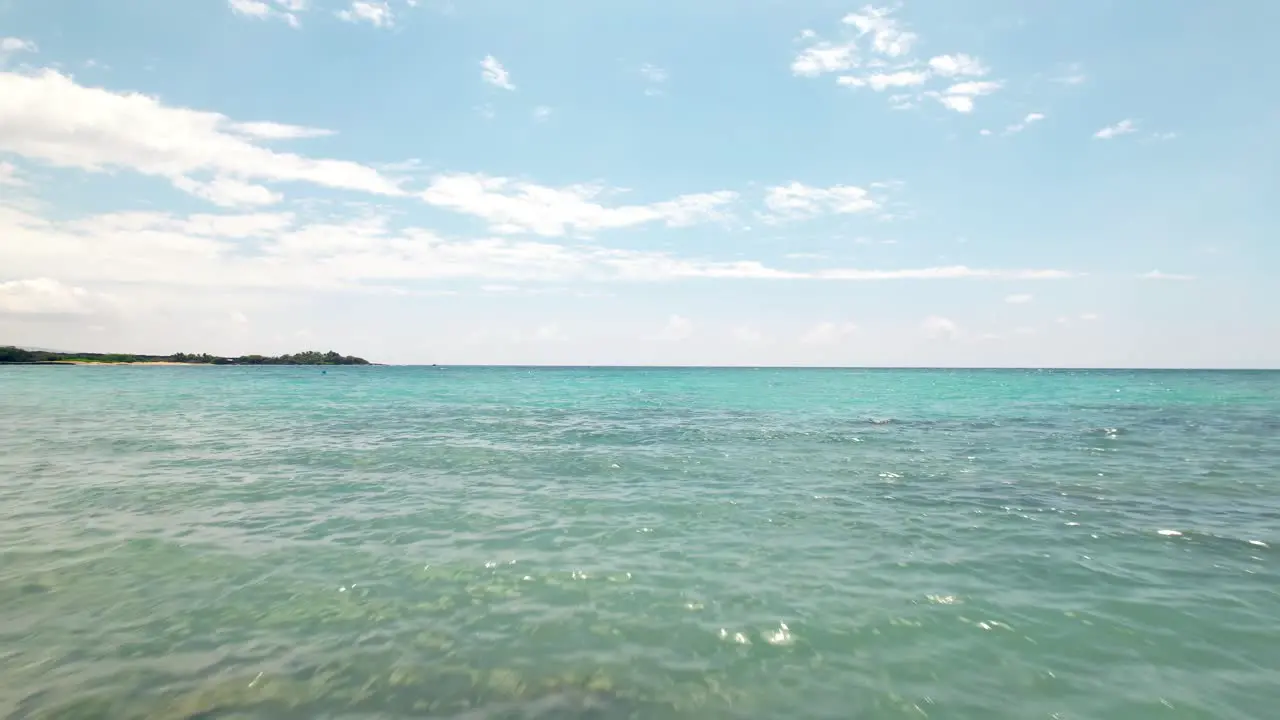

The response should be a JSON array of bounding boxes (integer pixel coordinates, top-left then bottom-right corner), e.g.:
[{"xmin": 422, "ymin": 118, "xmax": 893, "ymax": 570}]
[{"xmin": 0, "ymin": 347, "xmax": 371, "ymax": 365}]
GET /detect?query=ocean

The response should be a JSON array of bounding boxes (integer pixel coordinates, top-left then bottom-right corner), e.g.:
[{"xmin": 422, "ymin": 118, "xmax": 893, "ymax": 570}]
[{"xmin": 1, "ymin": 366, "xmax": 1277, "ymax": 719}]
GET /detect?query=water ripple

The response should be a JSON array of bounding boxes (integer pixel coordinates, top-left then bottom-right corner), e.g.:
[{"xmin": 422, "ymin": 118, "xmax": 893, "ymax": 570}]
[{"xmin": 1, "ymin": 367, "xmax": 1278, "ymax": 719}]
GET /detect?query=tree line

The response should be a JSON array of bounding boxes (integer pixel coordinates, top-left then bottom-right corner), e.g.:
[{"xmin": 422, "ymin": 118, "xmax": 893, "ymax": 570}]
[{"xmin": 0, "ymin": 347, "xmax": 371, "ymax": 365}]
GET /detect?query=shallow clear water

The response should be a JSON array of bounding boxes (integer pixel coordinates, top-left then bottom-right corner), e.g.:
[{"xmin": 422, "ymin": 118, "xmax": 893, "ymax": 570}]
[{"xmin": 1, "ymin": 366, "xmax": 1278, "ymax": 719}]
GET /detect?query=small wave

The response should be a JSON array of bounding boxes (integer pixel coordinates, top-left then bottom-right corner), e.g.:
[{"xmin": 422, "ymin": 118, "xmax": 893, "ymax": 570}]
[{"xmin": 763, "ymin": 622, "xmax": 793, "ymax": 646}]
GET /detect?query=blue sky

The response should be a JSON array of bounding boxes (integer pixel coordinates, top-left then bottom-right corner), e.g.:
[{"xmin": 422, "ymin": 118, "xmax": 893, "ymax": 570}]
[{"xmin": 1, "ymin": 0, "xmax": 1277, "ymax": 366}]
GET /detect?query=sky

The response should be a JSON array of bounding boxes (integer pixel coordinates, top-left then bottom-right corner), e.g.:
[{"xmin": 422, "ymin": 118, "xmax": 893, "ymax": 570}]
[{"xmin": 1, "ymin": 0, "xmax": 1277, "ymax": 367}]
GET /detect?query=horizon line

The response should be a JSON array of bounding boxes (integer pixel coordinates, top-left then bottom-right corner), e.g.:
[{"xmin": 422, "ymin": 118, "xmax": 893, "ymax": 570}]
[{"xmin": 369, "ymin": 364, "xmax": 1280, "ymax": 371}]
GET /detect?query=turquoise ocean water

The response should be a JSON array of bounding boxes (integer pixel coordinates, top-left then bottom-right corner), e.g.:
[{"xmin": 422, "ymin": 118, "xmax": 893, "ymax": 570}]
[{"xmin": 1, "ymin": 366, "xmax": 1277, "ymax": 719}]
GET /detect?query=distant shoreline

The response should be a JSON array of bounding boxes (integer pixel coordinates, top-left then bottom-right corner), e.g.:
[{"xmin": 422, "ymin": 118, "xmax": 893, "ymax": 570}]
[
  {"xmin": 0, "ymin": 347, "xmax": 371, "ymax": 366},
  {"xmin": 54, "ymin": 361, "xmax": 217, "ymax": 366}
]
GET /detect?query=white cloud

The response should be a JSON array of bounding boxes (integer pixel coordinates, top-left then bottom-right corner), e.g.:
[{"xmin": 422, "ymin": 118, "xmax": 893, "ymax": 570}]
[
  {"xmin": 228, "ymin": 0, "xmax": 302, "ymax": 27},
  {"xmin": 1151, "ymin": 131, "xmax": 1178, "ymax": 141},
  {"xmin": 229, "ymin": 0, "xmax": 272, "ymax": 17},
  {"xmin": 796, "ymin": 8, "xmax": 999, "ymax": 112},
  {"xmin": 1094, "ymin": 119, "xmax": 1137, "ymax": 139},
  {"xmin": 0, "ymin": 69, "xmax": 403, "ymax": 203},
  {"xmin": 481, "ymin": 55, "xmax": 515, "ymax": 91},
  {"xmin": 933, "ymin": 81, "xmax": 1003, "ymax": 113},
  {"xmin": 937, "ymin": 96, "xmax": 974, "ymax": 113},
  {"xmin": 0, "ymin": 205, "xmax": 1078, "ymax": 290},
  {"xmin": 801, "ymin": 321, "xmax": 858, "ymax": 345},
  {"xmin": 654, "ymin": 315, "xmax": 693, "ymax": 342},
  {"xmin": 229, "ymin": 121, "xmax": 334, "ymax": 140},
  {"xmin": 1140, "ymin": 270, "xmax": 1195, "ymax": 281},
  {"xmin": 1, "ymin": 37, "xmax": 37, "ymax": 56},
  {"xmin": 764, "ymin": 182, "xmax": 879, "ymax": 220},
  {"xmin": 839, "ymin": 70, "xmax": 929, "ymax": 91},
  {"xmin": 922, "ymin": 315, "xmax": 960, "ymax": 340},
  {"xmin": 0, "ymin": 161, "xmax": 24, "ymax": 187},
  {"xmin": 1004, "ymin": 293, "xmax": 1033, "ymax": 304},
  {"xmin": 337, "ymin": 1, "xmax": 393, "ymax": 27},
  {"xmin": 791, "ymin": 42, "xmax": 859, "ymax": 77},
  {"xmin": 813, "ymin": 267, "xmax": 1072, "ymax": 281},
  {"xmin": 0, "ymin": 278, "xmax": 99, "ymax": 315},
  {"xmin": 927, "ymin": 54, "xmax": 987, "ymax": 77},
  {"xmin": 179, "ymin": 212, "xmax": 298, "ymax": 237},
  {"xmin": 842, "ymin": 6, "xmax": 917, "ymax": 58},
  {"xmin": 887, "ymin": 93, "xmax": 915, "ymax": 110},
  {"xmin": 1004, "ymin": 112, "xmax": 1045, "ymax": 134},
  {"xmin": 171, "ymin": 176, "xmax": 284, "ymax": 208},
  {"xmin": 55, "ymin": 210, "xmax": 296, "ymax": 239},
  {"xmin": 420, "ymin": 173, "xmax": 738, "ymax": 236},
  {"xmin": 532, "ymin": 106, "xmax": 552, "ymax": 121},
  {"xmin": 1079, "ymin": 313, "xmax": 1099, "ymax": 321}
]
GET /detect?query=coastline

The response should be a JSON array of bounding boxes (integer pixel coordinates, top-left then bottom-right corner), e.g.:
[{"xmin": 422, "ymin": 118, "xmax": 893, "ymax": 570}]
[
  {"xmin": 56, "ymin": 361, "xmax": 213, "ymax": 366},
  {"xmin": 1, "ymin": 347, "xmax": 371, "ymax": 366}
]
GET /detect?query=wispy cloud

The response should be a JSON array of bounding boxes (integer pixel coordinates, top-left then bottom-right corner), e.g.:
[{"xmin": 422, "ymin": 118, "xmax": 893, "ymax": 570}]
[
  {"xmin": 639, "ymin": 63, "xmax": 668, "ymax": 95},
  {"xmin": 171, "ymin": 176, "xmax": 283, "ymax": 208},
  {"xmin": 0, "ymin": 69, "xmax": 403, "ymax": 205},
  {"xmin": 419, "ymin": 173, "xmax": 737, "ymax": 236},
  {"xmin": 228, "ymin": 0, "xmax": 303, "ymax": 28},
  {"xmin": 1053, "ymin": 62, "xmax": 1087, "ymax": 85},
  {"xmin": 1140, "ymin": 270, "xmax": 1195, "ymax": 281},
  {"xmin": 763, "ymin": 181, "xmax": 879, "ymax": 221},
  {"xmin": 1, "ymin": 36, "xmax": 38, "ymax": 58},
  {"xmin": 1003, "ymin": 112, "xmax": 1045, "ymax": 134},
  {"xmin": 791, "ymin": 42, "xmax": 858, "ymax": 77},
  {"xmin": 481, "ymin": 55, "xmax": 515, "ymax": 90},
  {"xmin": 1094, "ymin": 119, "xmax": 1137, "ymax": 139},
  {"xmin": 0, "ymin": 205, "xmax": 1081, "ymax": 290},
  {"xmin": 1004, "ymin": 293, "xmax": 1033, "ymax": 304},
  {"xmin": 336, "ymin": 1, "xmax": 393, "ymax": 27},
  {"xmin": 843, "ymin": 6, "xmax": 916, "ymax": 57},
  {"xmin": 794, "ymin": 6, "xmax": 1002, "ymax": 113},
  {"xmin": 928, "ymin": 54, "xmax": 988, "ymax": 78},
  {"xmin": 837, "ymin": 70, "xmax": 930, "ymax": 92},
  {"xmin": 229, "ymin": 121, "xmax": 335, "ymax": 140},
  {"xmin": 931, "ymin": 81, "xmax": 1002, "ymax": 114}
]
